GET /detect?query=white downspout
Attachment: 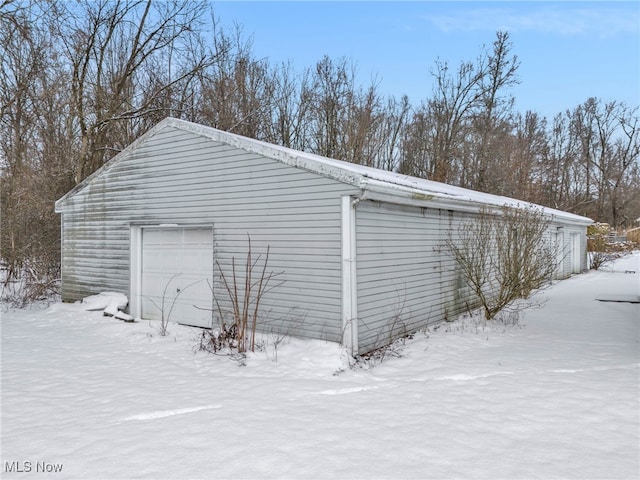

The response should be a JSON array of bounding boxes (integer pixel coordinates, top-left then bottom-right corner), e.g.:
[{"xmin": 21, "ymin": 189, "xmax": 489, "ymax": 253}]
[{"xmin": 341, "ymin": 195, "xmax": 358, "ymax": 355}]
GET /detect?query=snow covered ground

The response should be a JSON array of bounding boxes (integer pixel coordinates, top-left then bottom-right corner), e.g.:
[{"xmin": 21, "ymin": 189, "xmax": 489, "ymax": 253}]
[{"xmin": 2, "ymin": 253, "xmax": 639, "ymax": 479}]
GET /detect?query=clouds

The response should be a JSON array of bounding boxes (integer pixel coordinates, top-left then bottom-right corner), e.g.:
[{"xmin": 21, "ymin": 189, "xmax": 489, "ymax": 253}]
[{"xmin": 423, "ymin": 5, "xmax": 639, "ymax": 37}]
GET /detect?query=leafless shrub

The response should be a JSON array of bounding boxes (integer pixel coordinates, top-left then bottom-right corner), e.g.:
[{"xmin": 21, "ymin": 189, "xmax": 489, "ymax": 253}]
[
  {"xmin": 1, "ymin": 263, "xmax": 59, "ymax": 308},
  {"xmin": 587, "ymin": 234, "xmax": 632, "ymax": 270},
  {"xmin": 588, "ymin": 251, "xmax": 621, "ymax": 271},
  {"xmin": 626, "ymin": 228, "xmax": 640, "ymax": 246},
  {"xmin": 198, "ymin": 309, "xmax": 304, "ymax": 366},
  {"xmin": 213, "ymin": 235, "xmax": 284, "ymax": 354},
  {"xmin": 446, "ymin": 204, "xmax": 557, "ymax": 320},
  {"xmin": 197, "ymin": 322, "xmax": 238, "ymax": 354}
]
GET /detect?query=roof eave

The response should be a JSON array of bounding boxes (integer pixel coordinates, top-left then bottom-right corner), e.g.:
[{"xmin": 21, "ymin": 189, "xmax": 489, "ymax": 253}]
[{"xmin": 360, "ymin": 179, "xmax": 593, "ymax": 226}]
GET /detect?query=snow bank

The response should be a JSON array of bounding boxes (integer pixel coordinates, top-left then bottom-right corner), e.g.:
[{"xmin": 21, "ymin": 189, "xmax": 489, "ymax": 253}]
[
  {"xmin": 1, "ymin": 253, "xmax": 638, "ymax": 479},
  {"xmin": 81, "ymin": 292, "xmax": 128, "ymax": 312},
  {"xmin": 78, "ymin": 291, "xmax": 134, "ymax": 322}
]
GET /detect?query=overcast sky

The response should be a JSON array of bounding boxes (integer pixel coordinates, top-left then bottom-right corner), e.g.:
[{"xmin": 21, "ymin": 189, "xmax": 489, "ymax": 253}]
[{"xmin": 212, "ymin": 1, "xmax": 640, "ymax": 120}]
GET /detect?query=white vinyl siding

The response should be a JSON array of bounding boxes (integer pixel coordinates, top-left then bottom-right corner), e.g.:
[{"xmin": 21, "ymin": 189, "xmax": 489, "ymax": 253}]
[
  {"xmin": 550, "ymin": 224, "xmax": 587, "ymax": 279},
  {"xmin": 354, "ymin": 202, "xmax": 493, "ymax": 354},
  {"xmin": 356, "ymin": 201, "xmax": 451, "ymax": 353}
]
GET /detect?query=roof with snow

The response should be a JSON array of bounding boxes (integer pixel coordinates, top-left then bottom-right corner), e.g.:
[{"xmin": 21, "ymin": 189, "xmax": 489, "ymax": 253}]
[{"xmin": 56, "ymin": 117, "xmax": 592, "ymax": 226}]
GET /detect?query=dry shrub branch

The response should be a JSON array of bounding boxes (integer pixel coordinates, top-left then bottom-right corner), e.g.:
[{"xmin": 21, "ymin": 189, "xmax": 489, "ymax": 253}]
[
  {"xmin": 211, "ymin": 235, "xmax": 284, "ymax": 354},
  {"xmin": 446, "ymin": 205, "xmax": 557, "ymax": 320}
]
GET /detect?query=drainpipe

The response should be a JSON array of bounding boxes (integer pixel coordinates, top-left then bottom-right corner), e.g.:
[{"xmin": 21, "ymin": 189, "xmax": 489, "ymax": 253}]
[{"xmin": 341, "ymin": 195, "xmax": 359, "ymax": 355}]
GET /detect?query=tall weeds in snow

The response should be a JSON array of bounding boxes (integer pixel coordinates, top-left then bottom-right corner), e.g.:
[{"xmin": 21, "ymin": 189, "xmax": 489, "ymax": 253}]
[
  {"xmin": 1, "ymin": 263, "xmax": 59, "ymax": 308},
  {"xmin": 212, "ymin": 236, "xmax": 284, "ymax": 353}
]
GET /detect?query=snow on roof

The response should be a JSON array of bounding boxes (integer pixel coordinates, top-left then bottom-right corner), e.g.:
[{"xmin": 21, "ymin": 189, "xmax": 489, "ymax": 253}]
[{"xmin": 56, "ymin": 117, "xmax": 592, "ymax": 226}]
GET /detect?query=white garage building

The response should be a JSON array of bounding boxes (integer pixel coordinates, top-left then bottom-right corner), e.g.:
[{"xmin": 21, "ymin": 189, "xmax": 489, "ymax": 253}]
[{"xmin": 55, "ymin": 118, "xmax": 592, "ymax": 354}]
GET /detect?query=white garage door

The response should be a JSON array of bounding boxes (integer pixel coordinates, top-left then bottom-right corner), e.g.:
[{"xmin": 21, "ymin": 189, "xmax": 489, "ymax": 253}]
[{"xmin": 140, "ymin": 227, "xmax": 213, "ymax": 328}]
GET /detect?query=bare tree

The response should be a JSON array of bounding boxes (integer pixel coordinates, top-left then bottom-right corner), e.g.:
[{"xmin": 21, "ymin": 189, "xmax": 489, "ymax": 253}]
[
  {"xmin": 57, "ymin": 0, "xmax": 212, "ymax": 183},
  {"xmin": 421, "ymin": 57, "xmax": 486, "ymax": 183},
  {"xmin": 470, "ymin": 31, "xmax": 520, "ymax": 192},
  {"xmin": 196, "ymin": 21, "xmax": 278, "ymax": 139},
  {"xmin": 500, "ymin": 111, "xmax": 548, "ymax": 200},
  {"xmin": 599, "ymin": 103, "xmax": 639, "ymax": 227},
  {"xmin": 539, "ymin": 113, "xmax": 577, "ymax": 211},
  {"xmin": 307, "ymin": 55, "xmax": 354, "ymax": 159},
  {"xmin": 399, "ymin": 104, "xmax": 436, "ymax": 178},
  {"xmin": 376, "ymin": 95, "xmax": 411, "ymax": 171},
  {"xmin": 568, "ymin": 99, "xmax": 640, "ymax": 226},
  {"xmin": 400, "ymin": 31, "xmax": 520, "ymax": 192},
  {"xmin": 0, "ymin": 0, "xmax": 72, "ymax": 295},
  {"xmin": 263, "ymin": 61, "xmax": 313, "ymax": 151}
]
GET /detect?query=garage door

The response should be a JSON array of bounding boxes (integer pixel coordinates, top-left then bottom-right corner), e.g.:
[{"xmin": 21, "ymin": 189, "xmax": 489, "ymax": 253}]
[{"xmin": 140, "ymin": 227, "xmax": 213, "ymax": 328}]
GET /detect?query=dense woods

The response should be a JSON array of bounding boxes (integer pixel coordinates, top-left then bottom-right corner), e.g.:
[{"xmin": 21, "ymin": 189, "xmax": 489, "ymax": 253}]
[{"xmin": 2, "ymin": 0, "xmax": 639, "ymax": 289}]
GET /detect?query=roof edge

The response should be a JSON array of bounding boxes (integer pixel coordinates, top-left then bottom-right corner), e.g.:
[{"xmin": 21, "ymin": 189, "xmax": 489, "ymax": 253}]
[{"xmin": 360, "ymin": 179, "xmax": 593, "ymax": 226}]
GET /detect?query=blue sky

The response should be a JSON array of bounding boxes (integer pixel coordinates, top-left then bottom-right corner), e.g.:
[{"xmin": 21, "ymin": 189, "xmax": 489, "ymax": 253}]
[{"xmin": 212, "ymin": 1, "xmax": 640, "ymax": 120}]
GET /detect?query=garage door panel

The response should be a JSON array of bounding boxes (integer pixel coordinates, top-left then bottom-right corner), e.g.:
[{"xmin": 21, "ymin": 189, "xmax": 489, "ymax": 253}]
[
  {"xmin": 142, "ymin": 229, "xmax": 165, "ymax": 244},
  {"xmin": 140, "ymin": 227, "xmax": 213, "ymax": 328},
  {"xmin": 162, "ymin": 229, "xmax": 182, "ymax": 243},
  {"xmin": 142, "ymin": 250, "xmax": 162, "ymax": 270},
  {"xmin": 163, "ymin": 254, "xmax": 182, "ymax": 272},
  {"xmin": 182, "ymin": 251, "xmax": 210, "ymax": 273},
  {"xmin": 187, "ymin": 228, "xmax": 213, "ymax": 244}
]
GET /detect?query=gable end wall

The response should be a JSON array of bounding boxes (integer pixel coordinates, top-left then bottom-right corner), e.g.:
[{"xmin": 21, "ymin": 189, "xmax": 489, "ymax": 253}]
[{"xmin": 59, "ymin": 126, "xmax": 358, "ymax": 342}]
